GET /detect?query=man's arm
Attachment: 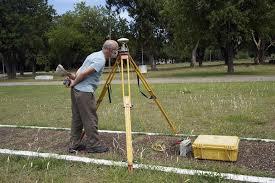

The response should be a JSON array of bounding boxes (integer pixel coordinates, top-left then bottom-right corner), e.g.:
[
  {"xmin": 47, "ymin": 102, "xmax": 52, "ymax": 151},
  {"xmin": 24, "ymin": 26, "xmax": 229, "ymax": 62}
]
[
  {"xmin": 67, "ymin": 68, "xmax": 81, "ymax": 80},
  {"xmin": 68, "ymin": 73, "xmax": 76, "ymax": 80},
  {"xmin": 69, "ymin": 67, "xmax": 96, "ymax": 87}
]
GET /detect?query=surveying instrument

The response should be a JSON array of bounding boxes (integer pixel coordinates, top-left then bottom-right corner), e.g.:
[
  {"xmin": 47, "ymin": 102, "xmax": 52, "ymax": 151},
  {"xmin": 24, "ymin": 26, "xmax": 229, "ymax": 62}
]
[{"xmin": 83, "ymin": 38, "xmax": 177, "ymax": 171}]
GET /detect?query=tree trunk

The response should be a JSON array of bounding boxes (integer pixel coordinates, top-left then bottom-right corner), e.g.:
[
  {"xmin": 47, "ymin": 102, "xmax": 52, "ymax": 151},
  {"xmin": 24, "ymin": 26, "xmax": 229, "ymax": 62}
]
[
  {"xmin": 19, "ymin": 63, "xmax": 24, "ymax": 76},
  {"xmin": 251, "ymin": 32, "xmax": 266, "ymax": 65},
  {"xmin": 191, "ymin": 40, "xmax": 200, "ymax": 67},
  {"xmin": 18, "ymin": 52, "xmax": 25, "ymax": 75},
  {"xmin": 0, "ymin": 53, "xmax": 5, "ymax": 74},
  {"xmin": 254, "ymin": 40, "xmax": 266, "ymax": 64},
  {"xmin": 32, "ymin": 57, "xmax": 37, "ymax": 77},
  {"xmin": 254, "ymin": 48, "xmax": 265, "ymax": 64},
  {"xmin": 149, "ymin": 54, "xmax": 157, "ymax": 71},
  {"xmin": 5, "ymin": 52, "xmax": 17, "ymax": 79},
  {"xmin": 6, "ymin": 62, "xmax": 17, "ymax": 79},
  {"xmin": 254, "ymin": 56, "xmax": 259, "ymax": 65},
  {"xmin": 220, "ymin": 47, "xmax": 228, "ymax": 65},
  {"xmin": 141, "ymin": 46, "xmax": 144, "ymax": 65},
  {"xmin": 198, "ymin": 47, "xmax": 204, "ymax": 67},
  {"xmin": 199, "ymin": 59, "xmax": 203, "ymax": 67},
  {"xmin": 226, "ymin": 42, "xmax": 234, "ymax": 73}
]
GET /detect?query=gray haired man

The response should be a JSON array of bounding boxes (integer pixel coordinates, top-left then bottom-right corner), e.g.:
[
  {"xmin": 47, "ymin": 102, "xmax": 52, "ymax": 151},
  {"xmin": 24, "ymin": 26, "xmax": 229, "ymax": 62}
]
[{"xmin": 67, "ymin": 40, "xmax": 119, "ymax": 153}]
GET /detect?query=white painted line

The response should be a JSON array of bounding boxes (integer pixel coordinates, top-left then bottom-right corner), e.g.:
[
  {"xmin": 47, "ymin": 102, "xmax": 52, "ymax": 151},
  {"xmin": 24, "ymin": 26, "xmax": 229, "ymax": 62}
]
[
  {"xmin": 0, "ymin": 124, "xmax": 69, "ymax": 131},
  {"xmin": 0, "ymin": 124, "xmax": 274, "ymax": 142},
  {"xmin": 0, "ymin": 148, "xmax": 274, "ymax": 183}
]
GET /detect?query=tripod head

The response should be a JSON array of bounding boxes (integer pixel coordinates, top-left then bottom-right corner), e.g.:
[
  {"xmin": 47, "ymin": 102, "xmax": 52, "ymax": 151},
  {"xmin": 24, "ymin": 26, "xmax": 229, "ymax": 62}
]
[{"xmin": 117, "ymin": 38, "xmax": 129, "ymax": 53}]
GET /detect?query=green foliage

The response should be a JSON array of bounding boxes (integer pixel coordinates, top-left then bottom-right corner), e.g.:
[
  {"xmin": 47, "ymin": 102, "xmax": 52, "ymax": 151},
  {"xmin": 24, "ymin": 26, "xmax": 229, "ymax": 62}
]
[
  {"xmin": 36, "ymin": 54, "xmax": 50, "ymax": 72},
  {"xmin": 107, "ymin": 0, "xmax": 167, "ymax": 65},
  {"xmin": 163, "ymin": 0, "xmax": 211, "ymax": 59},
  {"xmin": 235, "ymin": 50, "xmax": 249, "ymax": 59},
  {"xmin": 47, "ymin": 2, "xmax": 130, "ymax": 68},
  {"xmin": 47, "ymin": 14, "xmax": 86, "ymax": 67},
  {"xmin": 0, "ymin": 0, "xmax": 55, "ymax": 78},
  {"xmin": 245, "ymin": 0, "xmax": 275, "ymax": 40},
  {"xmin": 164, "ymin": 0, "xmax": 266, "ymax": 71},
  {"xmin": 208, "ymin": 1, "xmax": 249, "ymax": 47},
  {"xmin": 1, "ymin": 0, "xmax": 275, "ymax": 77},
  {"xmin": 244, "ymin": 0, "xmax": 275, "ymax": 63}
]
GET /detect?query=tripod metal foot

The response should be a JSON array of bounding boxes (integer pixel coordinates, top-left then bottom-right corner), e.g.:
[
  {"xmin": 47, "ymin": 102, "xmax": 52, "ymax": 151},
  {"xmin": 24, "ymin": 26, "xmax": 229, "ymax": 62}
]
[{"xmin": 128, "ymin": 164, "xmax": 133, "ymax": 172}]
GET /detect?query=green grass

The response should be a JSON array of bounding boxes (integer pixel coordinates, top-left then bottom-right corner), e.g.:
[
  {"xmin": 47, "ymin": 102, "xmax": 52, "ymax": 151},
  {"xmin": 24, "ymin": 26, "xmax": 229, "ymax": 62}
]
[
  {"xmin": 102, "ymin": 62, "xmax": 275, "ymax": 81},
  {"xmin": 146, "ymin": 62, "xmax": 275, "ymax": 78},
  {"xmin": 1, "ymin": 60, "xmax": 275, "ymax": 82},
  {"xmin": 0, "ymin": 73, "xmax": 65, "ymax": 82},
  {"xmin": 0, "ymin": 61, "xmax": 274, "ymax": 181},
  {"xmin": 94, "ymin": 60, "xmax": 275, "ymax": 80},
  {"xmin": 0, "ymin": 155, "xmax": 237, "ymax": 183},
  {"xmin": 0, "ymin": 82, "xmax": 274, "ymax": 139},
  {"xmin": 0, "ymin": 81, "xmax": 274, "ymax": 180}
]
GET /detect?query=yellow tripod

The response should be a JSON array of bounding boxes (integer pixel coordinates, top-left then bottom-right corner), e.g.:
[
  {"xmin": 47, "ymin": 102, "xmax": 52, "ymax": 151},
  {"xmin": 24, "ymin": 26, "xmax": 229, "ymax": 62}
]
[{"xmin": 82, "ymin": 39, "xmax": 177, "ymax": 171}]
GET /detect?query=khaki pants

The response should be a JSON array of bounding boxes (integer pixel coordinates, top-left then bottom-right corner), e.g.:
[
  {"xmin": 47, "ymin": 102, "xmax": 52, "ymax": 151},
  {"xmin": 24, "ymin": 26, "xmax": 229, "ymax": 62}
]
[{"xmin": 70, "ymin": 88, "xmax": 101, "ymax": 149}]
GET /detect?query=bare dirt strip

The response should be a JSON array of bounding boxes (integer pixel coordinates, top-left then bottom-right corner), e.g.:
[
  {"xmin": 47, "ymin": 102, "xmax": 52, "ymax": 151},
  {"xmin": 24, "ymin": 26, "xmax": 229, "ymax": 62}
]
[{"xmin": 0, "ymin": 127, "xmax": 274, "ymax": 176}]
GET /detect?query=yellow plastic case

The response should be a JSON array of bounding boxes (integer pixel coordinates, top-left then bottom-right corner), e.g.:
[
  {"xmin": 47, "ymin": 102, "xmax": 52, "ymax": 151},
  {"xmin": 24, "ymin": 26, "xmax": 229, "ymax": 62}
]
[{"xmin": 192, "ymin": 135, "xmax": 240, "ymax": 162}]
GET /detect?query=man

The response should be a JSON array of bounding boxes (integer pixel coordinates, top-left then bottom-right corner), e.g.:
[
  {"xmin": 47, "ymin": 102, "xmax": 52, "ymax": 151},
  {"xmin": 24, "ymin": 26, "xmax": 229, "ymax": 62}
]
[{"xmin": 67, "ymin": 40, "xmax": 119, "ymax": 153}]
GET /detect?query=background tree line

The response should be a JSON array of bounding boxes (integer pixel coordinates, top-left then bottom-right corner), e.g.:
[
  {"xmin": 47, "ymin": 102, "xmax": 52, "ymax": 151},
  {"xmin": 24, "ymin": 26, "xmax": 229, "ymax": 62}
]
[{"xmin": 0, "ymin": 0, "xmax": 274, "ymax": 78}]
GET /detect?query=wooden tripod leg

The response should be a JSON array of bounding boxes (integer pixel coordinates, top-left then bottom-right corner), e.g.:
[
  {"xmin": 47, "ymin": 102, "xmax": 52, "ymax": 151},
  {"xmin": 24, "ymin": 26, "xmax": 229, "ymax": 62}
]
[
  {"xmin": 124, "ymin": 96, "xmax": 134, "ymax": 172},
  {"xmin": 120, "ymin": 54, "xmax": 134, "ymax": 172},
  {"xmin": 96, "ymin": 57, "xmax": 120, "ymax": 109},
  {"xmin": 129, "ymin": 56, "xmax": 178, "ymax": 134},
  {"xmin": 80, "ymin": 56, "xmax": 120, "ymax": 140}
]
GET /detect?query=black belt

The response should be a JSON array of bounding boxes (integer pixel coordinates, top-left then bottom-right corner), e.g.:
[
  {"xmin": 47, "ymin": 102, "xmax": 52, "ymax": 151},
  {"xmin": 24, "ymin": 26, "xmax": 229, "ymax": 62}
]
[{"xmin": 73, "ymin": 88, "xmax": 93, "ymax": 94}]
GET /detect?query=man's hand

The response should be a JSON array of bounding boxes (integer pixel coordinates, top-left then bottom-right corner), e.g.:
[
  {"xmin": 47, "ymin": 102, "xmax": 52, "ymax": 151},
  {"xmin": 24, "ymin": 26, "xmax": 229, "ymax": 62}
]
[
  {"xmin": 63, "ymin": 77, "xmax": 71, "ymax": 88},
  {"xmin": 69, "ymin": 79, "xmax": 76, "ymax": 88},
  {"xmin": 68, "ymin": 73, "xmax": 76, "ymax": 80}
]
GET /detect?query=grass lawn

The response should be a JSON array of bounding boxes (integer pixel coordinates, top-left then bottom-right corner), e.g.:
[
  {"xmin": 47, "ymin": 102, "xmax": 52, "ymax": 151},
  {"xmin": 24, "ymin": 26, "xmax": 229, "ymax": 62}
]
[
  {"xmin": 0, "ymin": 82, "xmax": 274, "ymax": 139},
  {"xmin": 146, "ymin": 63, "xmax": 275, "ymax": 78},
  {"xmin": 0, "ymin": 80, "xmax": 274, "ymax": 181},
  {"xmin": 0, "ymin": 155, "xmax": 237, "ymax": 183},
  {"xmin": 1, "ymin": 60, "xmax": 275, "ymax": 82}
]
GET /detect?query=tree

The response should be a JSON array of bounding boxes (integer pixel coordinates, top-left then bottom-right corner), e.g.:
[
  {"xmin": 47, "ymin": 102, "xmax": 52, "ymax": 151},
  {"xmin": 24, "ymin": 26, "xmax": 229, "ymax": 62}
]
[
  {"xmin": 245, "ymin": 0, "xmax": 275, "ymax": 64},
  {"xmin": 164, "ymin": 0, "xmax": 211, "ymax": 67},
  {"xmin": 107, "ymin": 0, "xmax": 165, "ymax": 70},
  {"xmin": 0, "ymin": 0, "xmax": 54, "ymax": 78},
  {"xmin": 164, "ymin": 0, "xmax": 251, "ymax": 72},
  {"xmin": 47, "ymin": 13, "xmax": 86, "ymax": 68},
  {"xmin": 207, "ymin": 1, "xmax": 249, "ymax": 73},
  {"xmin": 47, "ymin": 2, "xmax": 130, "ymax": 68},
  {"xmin": 0, "ymin": 0, "xmax": 22, "ymax": 79}
]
